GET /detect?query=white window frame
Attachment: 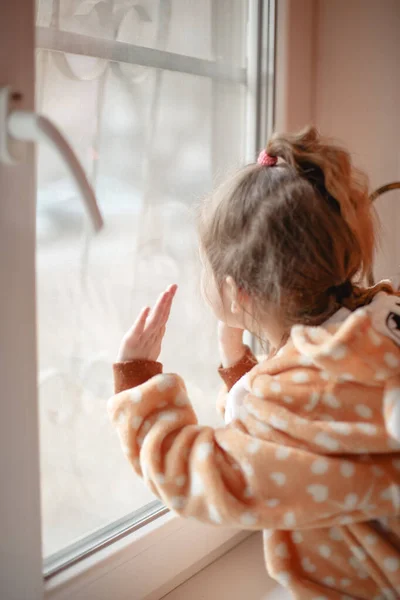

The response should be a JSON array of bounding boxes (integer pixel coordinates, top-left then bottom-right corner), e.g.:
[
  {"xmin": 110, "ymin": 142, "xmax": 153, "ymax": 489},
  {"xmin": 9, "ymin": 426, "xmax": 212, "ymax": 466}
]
[{"xmin": 0, "ymin": 2, "xmax": 275, "ymax": 599}]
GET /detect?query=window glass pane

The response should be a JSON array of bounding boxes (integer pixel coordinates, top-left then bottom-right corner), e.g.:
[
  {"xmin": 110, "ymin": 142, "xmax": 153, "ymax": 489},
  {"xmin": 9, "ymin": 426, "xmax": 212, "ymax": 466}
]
[
  {"xmin": 36, "ymin": 1, "xmax": 248, "ymax": 558},
  {"xmin": 36, "ymin": 0, "xmax": 247, "ymax": 64}
]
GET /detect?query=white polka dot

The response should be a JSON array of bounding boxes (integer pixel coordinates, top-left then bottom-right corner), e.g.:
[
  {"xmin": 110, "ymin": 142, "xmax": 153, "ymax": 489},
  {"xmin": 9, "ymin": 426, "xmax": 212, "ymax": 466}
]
[
  {"xmin": 266, "ymin": 498, "xmax": 280, "ymax": 507},
  {"xmin": 340, "ymin": 578, "xmax": 351, "ymax": 588},
  {"xmin": 348, "ymin": 556, "xmax": 359, "ymax": 570},
  {"xmin": 116, "ymin": 409, "xmax": 127, "ymax": 426},
  {"xmin": 270, "ymin": 381, "xmax": 282, "ymax": 393},
  {"xmin": 304, "ymin": 391, "xmax": 320, "ymax": 412},
  {"xmin": 264, "ymin": 529, "xmax": 274, "ymax": 540},
  {"xmin": 323, "ymin": 576, "xmax": 335, "ymax": 586},
  {"xmin": 319, "ymin": 544, "xmax": 332, "ymax": 558},
  {"xmin": 299, "ymin": 355, "xmax": 313, "ymax": 366},
  {"xmin": 156, "ymin": 374, "xmax": 176, "ymax": 391},
  {"xmin": 307, "ymin": 484, "xmax": 329, "ymax": 503},
  {"xmin": 356, "ymin": 423, "xmax": 377, "ymax": 435},
  {"xmin": 276, "ymin": 571, "xmax": 291, "ymax": 585},
  {"xmin": 339, "ymin": 373, "xmax": 355, "ymax": 382},
  {"xmin": 308, "ymin": 328, "xmax": 323, "ymax": 341},
  {"xmin": 174, "ymin": 391, "xmax": 188, "ymax": 406},
  {"xmin": 312, "ymin": 597, "xmax": 328, "ymax": 600},
  {"xmin": 315, "ymin": 432, "xmax": 339, "ymax": 451},
  {"xmin": 131, "ymin": 415, "xmax": 143, "ymax": 429},
  {"xmin": 197, "ymin": 442, "xmax": 213, "ymax": 461},
  {"xmin": 380, "ymin": 591, "xmax": 396, "ymax": 600},
  {"xmin": 329, "ymin": 527, "xmax": 342, "ymax": 541},
  {"xmin": 340, "ymin": 461, "xmax": 355, "ymax": 477},
  {"xmin": 244, "ymin": 486, "xmax": 253, "ymax": 498},
  {"xmin": 255, "ymin": 421, "xmax": 272, "ymax": 434},
  {"xmin": 170, "ymin": 496, "xmax": 186, "ymax": 510},
  {"xmin": 247, "ymin": 439, "xmax": 262, "ymax": 454},
  {"xmin": 322, "ymin": 393, "xmax": 341, "ymax": 409},
  {"xmin": 301, "ymin": 557, "xmax": 316, "ymax": 573},
  {"xmin": 321, "ymin": 413, "xmax": 335, "ymax": 422},
  {"xmin": 175, "ymin": 475, "xmax": 186, "ymax": 487},
  {"xmin": 292, "ymin": 371, "xmax": 310, "ymax": 383},
  {"xmin": 392, "ymin": 459, "xmax": 400, "ymax": 471},
  {"xmin": 339, "ymin": 516, "xmax": 353, "ymax": 524},
  {"xmin": 276, "ymin": 446, "xmax": 291, "ymax": 460},
  {"xmin": 381, "ymin": 484, "xmax": 400, "ymax": 506},
  {"xmin": 275, "ymin": 542, "xmax": 288, "ymax": 558},
  {"xmin": 269, "ymin": 415, "xmax": 288, "ymax": 430},
  {"xmin": 375, "ymin": 369, "xmax": 389, "ymax": 381},
  {"xmin": 283, "ymin": 395, "xmax": 294, "ymax": 404},
  {"xmin": 365, "ymin": 534, "xmax": 377, "ymax": 545},
  {"xmin": 384, "ymin": 353, "xmax": 399, "ymax": 368},
  {"xmin": 344, "ymin": 493, "xmax": 358, "ymax": 509},
  {"xmin": 284, "ymin": 511, "xmax": 296, "ymax": 527},
  {"xmin": 311, "ymin": 458, "xmax": 329, "ymax": 475},
  {"xmin": 355, "ymin": 404, "xmax": 372, "ymax": 419},
  {"xmin": 240, "ymin": 511, "xmax": 257, "ymax": 526},
  {"xmin": 253, "ymin": 388, "xmax": 264, "ymax": 398},
  {"xmin": 388, "ymin": 438, "xmax": 400, "ymax": 450},
  {"xmin": 371, "ymin": 465, "xmax": 384, "ymax": 477},
  {"xmin": 270, "ymin": 472, "xmax": 286, "ymax": 486},
  {"xmin": 351, "ymin": 546, "xmax": 366, "ymax": 561},
  {"xmin": 368, "ymin": 329, "xmax": 382, "ymax": 346},
  {"xmin": 331, "ymin": 345, "xmax": 348, "ymax": 360},
  {"xmin": 208, "ymin": 504, "xmax": 222, "ymax": 524},
  {"xmin": 320, "ymin": 370, "xmax": 331, "ymax": 380},
  {"xmin": 292, "ymin": 531, "xmax": 303, "ymax": 543},
  {"xmin": 155, "ymin": 473, "xmax": 165, "ymax": 484},
  {"xmin": 121, "ymin": 443, "xmax": 132, "ymax": 456},
  {"xmin": 242, "ymin": 461, "xmax": 255, "ymax": 477},
  {"xmin": 159, "ymin": 411, "xmax": 178, "ymax": 422},
  {"xmin": 128, "ymin": 388, "xmax": 143, "ymax": 403},
  {"xmin": 329, "ymin": 422, "xmax": 351, "ymax": 435}
]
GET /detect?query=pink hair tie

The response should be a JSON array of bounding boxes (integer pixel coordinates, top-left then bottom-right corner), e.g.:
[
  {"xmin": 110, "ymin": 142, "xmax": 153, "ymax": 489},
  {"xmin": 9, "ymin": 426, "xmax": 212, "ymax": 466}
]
[{"xmin": 257, "ymin": 149, "xmax": 278, "ymax": 167}]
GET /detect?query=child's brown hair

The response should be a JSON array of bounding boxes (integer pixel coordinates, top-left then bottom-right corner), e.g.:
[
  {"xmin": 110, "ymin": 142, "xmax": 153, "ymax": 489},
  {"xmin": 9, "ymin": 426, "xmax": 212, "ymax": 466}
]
[{"xmin": 199, "ymin": 126, "xmax": 396, "ymax": 335}]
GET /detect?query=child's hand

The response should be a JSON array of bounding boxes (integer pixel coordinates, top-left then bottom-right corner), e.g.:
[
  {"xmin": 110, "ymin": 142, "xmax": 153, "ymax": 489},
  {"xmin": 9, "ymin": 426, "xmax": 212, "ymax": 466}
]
[
  {"xmin": 218, "ymin": 321, "xmax": 246, "ymax": 368},
  {"xmin": 117, "ymin": 284, "xmax": 178, "ymax": 362}
]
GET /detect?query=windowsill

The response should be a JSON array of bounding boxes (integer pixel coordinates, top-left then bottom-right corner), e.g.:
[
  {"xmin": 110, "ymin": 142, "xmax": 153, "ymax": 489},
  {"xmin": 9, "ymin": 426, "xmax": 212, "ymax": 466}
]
[
  {"xmin": 162, "ymin": 533, "xmax": 287, "ymax": 600},
  {"xmin": 44, "ymin": 511, "xmax": 249, "ymax": 600}
]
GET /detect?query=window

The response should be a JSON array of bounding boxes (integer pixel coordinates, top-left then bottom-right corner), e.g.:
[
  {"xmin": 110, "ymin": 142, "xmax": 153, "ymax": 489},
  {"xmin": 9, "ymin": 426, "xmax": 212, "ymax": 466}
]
[{"xmin": 0, "ymin": 1, "xmax": 274, "ymax": 596}]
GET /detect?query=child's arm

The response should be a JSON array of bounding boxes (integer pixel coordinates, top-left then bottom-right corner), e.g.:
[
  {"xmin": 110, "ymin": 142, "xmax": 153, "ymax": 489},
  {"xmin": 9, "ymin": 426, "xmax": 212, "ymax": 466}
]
[
  {"xmin": 108, "ymin": 372, "xmax": 397, "ymax": 531},
  {"xmin": 113, "ymin": 345, "xmax": 257, "ymax": 394}
]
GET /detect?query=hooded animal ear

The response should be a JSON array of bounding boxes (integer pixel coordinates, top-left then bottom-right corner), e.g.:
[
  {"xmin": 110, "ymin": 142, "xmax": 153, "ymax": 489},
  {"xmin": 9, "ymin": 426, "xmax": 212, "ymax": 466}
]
[
  {"xmin": 386, "ymin": 305, "xmax": 400, "ymax": 345},
  {"xmin": 367, "ymin": 294, "xmax": 400, "ymax": 348}
]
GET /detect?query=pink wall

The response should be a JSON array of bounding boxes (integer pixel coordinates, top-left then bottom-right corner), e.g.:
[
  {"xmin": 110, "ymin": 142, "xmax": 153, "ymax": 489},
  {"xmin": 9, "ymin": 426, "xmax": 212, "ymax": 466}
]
[
  {"xmin": 275, "ymin": 0, "xmax": 400, "ymax": 281},
  {"xmin": 314, "ymin": 0, "xmax": 400, "ymax": 281}
]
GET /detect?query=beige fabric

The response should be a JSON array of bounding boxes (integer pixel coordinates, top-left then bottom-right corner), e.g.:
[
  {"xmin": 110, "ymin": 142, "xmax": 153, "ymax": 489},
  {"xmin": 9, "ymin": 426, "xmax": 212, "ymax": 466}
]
[{"xmin": 108, "ymin": 300, "xmax": 400, "ymax": 599}]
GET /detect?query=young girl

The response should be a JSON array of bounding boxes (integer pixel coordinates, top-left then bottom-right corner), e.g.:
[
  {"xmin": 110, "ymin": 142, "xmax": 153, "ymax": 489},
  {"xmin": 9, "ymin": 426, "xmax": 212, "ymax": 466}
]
[{"xmin": 108, "ymin": 127, "xmax": 400, "ymax": 600}]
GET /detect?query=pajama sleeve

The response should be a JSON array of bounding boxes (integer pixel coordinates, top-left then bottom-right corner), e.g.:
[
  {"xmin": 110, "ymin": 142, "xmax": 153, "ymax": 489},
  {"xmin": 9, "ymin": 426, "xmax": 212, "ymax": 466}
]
[{"xmin": 108, "ymin": 372, "xmax": 399, "ymax": 531}]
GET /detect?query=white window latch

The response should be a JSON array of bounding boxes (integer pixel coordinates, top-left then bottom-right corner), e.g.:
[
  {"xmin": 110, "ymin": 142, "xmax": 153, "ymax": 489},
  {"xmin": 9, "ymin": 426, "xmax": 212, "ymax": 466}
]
[{"xmin": 0, "ymin": 86, "xmax": 103, "ymax": 232}]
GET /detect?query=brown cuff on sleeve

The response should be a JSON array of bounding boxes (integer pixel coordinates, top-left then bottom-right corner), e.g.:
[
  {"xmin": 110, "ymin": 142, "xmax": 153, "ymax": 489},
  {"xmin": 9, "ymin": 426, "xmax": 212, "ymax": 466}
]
[
  {"xmin": 218, "ymin": 345, "xmax": 258, "ymax": 391},
  {"xmin": 113, "ymin": 359, "xmax": 163, "ymax": 393}
]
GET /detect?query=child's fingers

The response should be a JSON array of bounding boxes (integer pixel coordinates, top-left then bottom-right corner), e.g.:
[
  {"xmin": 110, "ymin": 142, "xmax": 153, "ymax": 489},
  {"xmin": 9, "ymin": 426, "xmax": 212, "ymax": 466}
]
[
  {"xmin": 154, "ymin": 285, "xmax": 177, "ymax": 327},
  {"xmin": 128, "ymin": 306, "xmax": 150, "ymax": 337},
  {"xmin": 147, "ymin": 285, "xmax": 177, "ymax": 330},
  {"xmin": 147, "ymin": 290, "xmax": 170, "ymax": 329},
  {"xmin": 161, "ymin": 284, "xmax": 178, "ymax": 323}
]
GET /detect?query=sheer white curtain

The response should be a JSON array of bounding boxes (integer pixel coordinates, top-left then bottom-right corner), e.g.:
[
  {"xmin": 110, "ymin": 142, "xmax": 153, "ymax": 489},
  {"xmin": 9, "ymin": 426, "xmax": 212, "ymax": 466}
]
[{"xmin": 35, "ymin": 0, "xmax": 248, "ymax": 557}]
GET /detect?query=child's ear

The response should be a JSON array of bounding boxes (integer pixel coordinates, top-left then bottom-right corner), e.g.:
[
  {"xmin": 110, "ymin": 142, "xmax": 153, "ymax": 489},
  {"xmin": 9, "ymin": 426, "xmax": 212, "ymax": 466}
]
[{"xmin": 225, "ymin": 276, "xmax": 249, "ymax": 314}]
